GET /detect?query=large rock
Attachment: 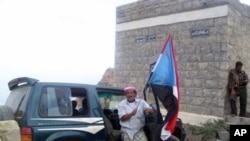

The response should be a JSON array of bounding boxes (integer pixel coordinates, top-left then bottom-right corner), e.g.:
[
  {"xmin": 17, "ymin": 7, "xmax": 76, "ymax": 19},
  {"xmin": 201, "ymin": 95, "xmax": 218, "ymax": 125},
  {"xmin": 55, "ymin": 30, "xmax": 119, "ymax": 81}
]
[
  {"xmin": 216, "ymin": 128, "xmax": 229, "ymax": 141},
  {"xmin": 97, "ymin": 68, "xmax": 115, "ymax": 86}
]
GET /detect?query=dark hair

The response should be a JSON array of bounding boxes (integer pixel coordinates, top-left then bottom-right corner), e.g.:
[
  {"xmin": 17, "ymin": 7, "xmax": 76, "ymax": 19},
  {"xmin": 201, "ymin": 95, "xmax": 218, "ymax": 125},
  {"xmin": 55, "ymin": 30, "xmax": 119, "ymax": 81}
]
[
  {"xmin": 72, "ymin": 100, "xmax": 77, "ymax": 108},
  {"xmin": 235, "ymin": 61, "xmax": 243, "ymax": 67}
]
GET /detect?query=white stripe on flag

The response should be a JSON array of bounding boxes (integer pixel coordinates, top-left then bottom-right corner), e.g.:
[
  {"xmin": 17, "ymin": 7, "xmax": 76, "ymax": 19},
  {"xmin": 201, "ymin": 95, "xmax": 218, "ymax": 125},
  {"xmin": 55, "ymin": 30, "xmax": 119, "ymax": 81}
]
[
  {"xmin": 161, "ymin": 123, "xmax": 171, "ymax": 140},
  {"xmin": 173, "ymin": 86, "xmax": 178, "ymax": 99},
  {"xmin": 151, "ymin": 54, "xmax": 162, "ymax": 72}
]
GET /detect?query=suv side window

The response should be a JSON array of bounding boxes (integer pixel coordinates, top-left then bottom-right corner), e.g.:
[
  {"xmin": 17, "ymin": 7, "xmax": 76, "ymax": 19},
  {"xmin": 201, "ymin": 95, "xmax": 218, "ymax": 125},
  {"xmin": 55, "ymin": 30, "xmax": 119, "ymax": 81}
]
[
  {"xmin": 39, "ymin": 87, "xmax": 88, "ymax": 117},
  {"xmin": 98, "ymin": 93, "xmax": 125, "ymax": 110}
]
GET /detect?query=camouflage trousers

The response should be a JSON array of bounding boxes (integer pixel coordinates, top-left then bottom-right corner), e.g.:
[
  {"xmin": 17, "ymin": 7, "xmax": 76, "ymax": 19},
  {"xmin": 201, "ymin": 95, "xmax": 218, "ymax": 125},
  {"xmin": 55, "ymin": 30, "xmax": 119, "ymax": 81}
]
[{"xmin": 122, "ymin": 129, "xmax": 148, "ymax": 141}]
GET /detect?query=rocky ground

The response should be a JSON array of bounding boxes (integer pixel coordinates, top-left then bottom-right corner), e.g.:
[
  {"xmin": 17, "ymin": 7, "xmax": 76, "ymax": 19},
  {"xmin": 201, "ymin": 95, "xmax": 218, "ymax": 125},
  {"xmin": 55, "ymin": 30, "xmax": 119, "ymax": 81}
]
[
  {"xmin": 182, "ymin": 115, "xmax": 250, "ymax": 141},
  {"xmin": 182, "ymin": 124, "xmax": 229, "ymax": 141}
]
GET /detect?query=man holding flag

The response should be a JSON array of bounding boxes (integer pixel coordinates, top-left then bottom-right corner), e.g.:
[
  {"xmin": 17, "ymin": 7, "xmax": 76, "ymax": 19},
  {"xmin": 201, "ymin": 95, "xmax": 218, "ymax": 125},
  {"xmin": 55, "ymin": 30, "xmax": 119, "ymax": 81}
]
[
  {"xmin": 148, "ymin": 35, "xmax": 180, "ymax": 141},
  {"xmin": 118, "ymin": 86, "xmax": 154, "ymax": 141}
]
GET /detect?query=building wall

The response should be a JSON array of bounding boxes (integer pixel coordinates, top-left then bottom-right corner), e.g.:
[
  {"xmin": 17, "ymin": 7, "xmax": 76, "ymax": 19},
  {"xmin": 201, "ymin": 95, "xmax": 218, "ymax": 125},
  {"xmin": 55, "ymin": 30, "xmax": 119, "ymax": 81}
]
[
  {"xmin": 115, "ymin": 0, "xmax": 250, "ymax": 117},
  {"xmin": 227, "ymin": 4, "xmax": 250, "ymax": 114}
]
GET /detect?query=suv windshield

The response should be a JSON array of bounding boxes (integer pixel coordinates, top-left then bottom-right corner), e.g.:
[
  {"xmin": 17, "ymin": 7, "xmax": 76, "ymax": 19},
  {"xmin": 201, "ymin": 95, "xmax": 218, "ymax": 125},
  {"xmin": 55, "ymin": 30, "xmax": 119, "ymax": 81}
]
[{"xmin": 5, "ymin": 85, "xmax": 32, "ymax": 117}]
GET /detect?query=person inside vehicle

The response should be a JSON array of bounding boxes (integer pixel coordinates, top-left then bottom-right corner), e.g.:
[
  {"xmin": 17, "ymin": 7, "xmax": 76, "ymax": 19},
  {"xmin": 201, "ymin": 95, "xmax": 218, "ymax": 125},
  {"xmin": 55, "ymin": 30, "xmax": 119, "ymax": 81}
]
[
  {"xmin": 79, "ymin": 98, "xmax": 88, "ymax": 115},
  {"xmin": 72, "ymin": 100, "xmax": 80, "ymax": 116},
  {"xmin": 117, "ymin": 86, "xmax": 154, "ymax": 141}
]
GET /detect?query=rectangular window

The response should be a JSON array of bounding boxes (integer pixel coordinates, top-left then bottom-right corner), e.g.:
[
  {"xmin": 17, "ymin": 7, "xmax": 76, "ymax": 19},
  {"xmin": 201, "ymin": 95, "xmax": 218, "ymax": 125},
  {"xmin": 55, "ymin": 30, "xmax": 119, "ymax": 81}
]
[
  {"xmin": 39, "ymin": 86, "xmax": 88, "ymax": 117},
  {"xmin": 98, "ymin": 92, "xmax": 125, "ymax": 110},
  {"xmin": 5, "ymin": 86, "xmax": 32, "ymax": 117}
]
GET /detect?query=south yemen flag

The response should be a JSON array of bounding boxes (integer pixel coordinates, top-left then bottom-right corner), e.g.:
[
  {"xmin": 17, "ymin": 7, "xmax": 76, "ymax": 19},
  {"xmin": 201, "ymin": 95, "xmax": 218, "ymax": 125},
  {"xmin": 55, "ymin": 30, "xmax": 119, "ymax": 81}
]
[{"xmin": 149, "ymin": 35, "xmax": 180, "ymax": 140}]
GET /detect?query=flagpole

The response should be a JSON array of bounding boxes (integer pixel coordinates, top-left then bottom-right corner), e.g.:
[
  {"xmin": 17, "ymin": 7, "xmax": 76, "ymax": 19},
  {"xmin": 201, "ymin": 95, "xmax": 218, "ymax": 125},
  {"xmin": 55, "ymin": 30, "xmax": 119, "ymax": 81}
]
[
  {"xmin": 143, "ymin": 72, "xmax": 152, "ymax": 102},
  {"xmin": 143, "ymin": 71, "xmax": 163, "ymax": 124}
]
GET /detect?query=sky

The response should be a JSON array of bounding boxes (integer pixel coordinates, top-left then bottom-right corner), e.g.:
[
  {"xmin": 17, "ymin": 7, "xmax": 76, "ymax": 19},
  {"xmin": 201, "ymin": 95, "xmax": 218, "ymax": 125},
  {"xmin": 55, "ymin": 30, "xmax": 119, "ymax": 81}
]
[
  {"xmin": 0, "ymin": 0, "xmax": 249, "ymax": 105},
  {"xmin": 0, "ymin": 0, "xmax": 137, "ymax": 104}
]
